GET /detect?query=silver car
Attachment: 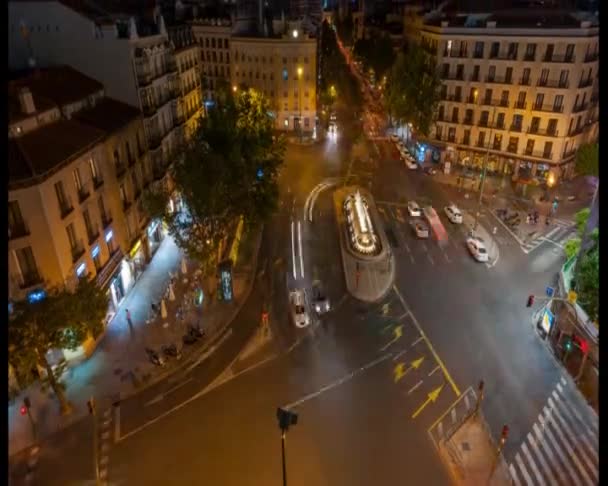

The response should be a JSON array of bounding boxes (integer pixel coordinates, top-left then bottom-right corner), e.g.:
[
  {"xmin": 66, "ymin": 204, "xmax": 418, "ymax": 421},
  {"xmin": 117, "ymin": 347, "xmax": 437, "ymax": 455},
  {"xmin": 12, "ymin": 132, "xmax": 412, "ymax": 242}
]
[{"xmin": 312, "ymin": 282, "xmax": 330, "ymax": 315}]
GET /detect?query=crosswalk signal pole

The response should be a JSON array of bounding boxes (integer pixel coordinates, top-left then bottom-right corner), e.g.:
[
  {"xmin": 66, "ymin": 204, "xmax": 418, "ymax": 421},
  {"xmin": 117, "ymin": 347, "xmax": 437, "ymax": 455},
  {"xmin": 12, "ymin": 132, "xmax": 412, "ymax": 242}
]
[{"xmin": 488, "ymin": 424, "xmax": 508, "ymax": 484}]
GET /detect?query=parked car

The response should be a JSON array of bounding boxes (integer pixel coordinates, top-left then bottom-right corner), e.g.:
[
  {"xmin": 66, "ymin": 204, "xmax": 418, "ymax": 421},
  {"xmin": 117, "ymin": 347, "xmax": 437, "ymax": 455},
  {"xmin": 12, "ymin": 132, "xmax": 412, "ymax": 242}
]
[
  {"xmin": 466, "ymin": 236, "xmax": 489, "ymax": 262},
  {"xmin": 411, "ymin": 220, "xmax": 430, "ymax": 239},
  {"xmin": 312, "ymin": 282, "xmax": 330, "ymax": 315},
  {"xmin": 444, "ymin": 204, "xmax": 463, "ymax": 224},
  {"xmin": 407, "ymin": 201, "xmax": 421, "ymax": 217},
  {"xmin": 289, "ymin": 289, "xmax": 310, "ymax": 328}
]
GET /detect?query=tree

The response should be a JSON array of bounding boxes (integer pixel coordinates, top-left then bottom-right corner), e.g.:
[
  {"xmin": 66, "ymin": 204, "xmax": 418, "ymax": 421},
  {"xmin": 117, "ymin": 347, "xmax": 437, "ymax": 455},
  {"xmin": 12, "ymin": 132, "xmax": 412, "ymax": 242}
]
[
  {"xmin": 145, "ymin": 88, "xmax": 285, "ymax": 267},
  {"xmin": 8, "ymin": 279, "xmax": 108, "ymax": 414},
  {"xmin": 575, "ymin": 233, "xmax": 599, "ymax": 322},
  {"xmin": 385, "ymin": 44, "xmax": 443, "ymax": 137},
  {"xmin": 352, "ymin": 36, "xmax": 395, "ymax": 80},
  {"xmin": 575, "ymin": 208, "xmax": 591, "ymax": 235},
  {"xmin": 575, "ymin": 142, "xmax": 598, "ymax": 177}
]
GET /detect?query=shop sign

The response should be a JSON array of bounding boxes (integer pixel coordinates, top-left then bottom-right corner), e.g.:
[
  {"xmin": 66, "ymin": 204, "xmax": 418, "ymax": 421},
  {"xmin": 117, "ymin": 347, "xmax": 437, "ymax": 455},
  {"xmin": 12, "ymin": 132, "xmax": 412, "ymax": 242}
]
[
  {"xmin": 27, "ymin": 289, "xmax": 47, "ymax": 304},
  {"xmin": 129, "ymin": 239, "xmax": 142, "ymax": 258},
  {"xmin": 537, "ymin": 308, "xmax": 554, "ymax": 339}
]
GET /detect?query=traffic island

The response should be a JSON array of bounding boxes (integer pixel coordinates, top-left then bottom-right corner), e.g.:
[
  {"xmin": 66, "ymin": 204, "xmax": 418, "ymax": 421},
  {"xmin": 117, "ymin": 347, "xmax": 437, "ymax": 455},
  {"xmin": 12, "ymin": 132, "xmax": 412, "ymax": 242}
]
[
  {"xmin": 462, "ymin": 211, "xmax": 500, "ymax": 267},
  {"xmin": 333, "ymin": 186, "xmax": 395, "ymax": 303}
]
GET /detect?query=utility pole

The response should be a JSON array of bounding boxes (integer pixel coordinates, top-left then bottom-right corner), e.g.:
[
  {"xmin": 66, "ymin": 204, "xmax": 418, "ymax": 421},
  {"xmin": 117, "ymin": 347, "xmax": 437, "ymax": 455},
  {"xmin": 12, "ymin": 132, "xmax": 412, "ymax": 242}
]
[
  {"xmin": 276, "ymin": 407, "xmax": 298, "ymax": 486},
  {"xmin": 474, "ymin": 104, "xmax": 496, "ymax": 231}
]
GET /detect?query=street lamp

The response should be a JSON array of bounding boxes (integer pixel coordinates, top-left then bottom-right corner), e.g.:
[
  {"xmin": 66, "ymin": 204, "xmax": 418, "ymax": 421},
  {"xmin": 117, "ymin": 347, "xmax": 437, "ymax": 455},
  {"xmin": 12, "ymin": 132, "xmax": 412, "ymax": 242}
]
[
  {"xmin": 232, "ymin": 85, "xmax": 237, "ymax": 93},
  {"xmin": 473, "ymin": 103, "xmax": 497, "ymax": 231},
  {"xmin": 297, "ymin": 66, "xmax": 303, "ymax": 143}
]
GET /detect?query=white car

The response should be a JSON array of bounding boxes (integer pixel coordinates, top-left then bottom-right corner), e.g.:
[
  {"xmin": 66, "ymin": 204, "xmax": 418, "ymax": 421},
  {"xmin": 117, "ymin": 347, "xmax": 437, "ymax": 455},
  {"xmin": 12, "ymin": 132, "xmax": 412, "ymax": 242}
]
[
  {"xmin": 467, "ymin": 236, "xmax": 489, "ymax": 262},
  {"xmin": 289, "ymin": 289, "xmax": 310, "ymax": 328},
  {"xmin": 444, "ymin": 204, "xmax": 463, "ymax": 224},
  {"xmin": 390, "ymin": 134, "xmax": 400, "ymax": 143},
  {"xmin": 411, "ymin": 220, "xmax": 430, "ymax": 239},
  {"xmin": 407, "ymin": 201, "xmax": 421, "ymax": 217}
]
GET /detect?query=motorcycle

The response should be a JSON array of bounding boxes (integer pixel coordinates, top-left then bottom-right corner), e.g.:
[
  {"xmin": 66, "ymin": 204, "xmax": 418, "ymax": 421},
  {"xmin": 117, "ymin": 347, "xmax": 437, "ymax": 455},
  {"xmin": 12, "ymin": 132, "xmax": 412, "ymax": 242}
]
[
  {"xmin": 145, "ymin": 347, "xmax": 165, "ymax": 367},
  {"xmin": 161, "ymin": 343, "xmax": 182, "ymax": 360}
]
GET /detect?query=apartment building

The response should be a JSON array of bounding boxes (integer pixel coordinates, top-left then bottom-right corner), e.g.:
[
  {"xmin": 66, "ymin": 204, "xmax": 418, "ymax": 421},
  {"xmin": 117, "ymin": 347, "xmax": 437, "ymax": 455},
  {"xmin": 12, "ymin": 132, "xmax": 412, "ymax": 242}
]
[
  {"xmin": 231, "ymin": 28, "xmax": 318, "ymax": 132},
  {"xmin": 167, "ymin": 22, "xmax": 204, "ymax": 139},
  {"xmin": 191, "ymin": 18, "xmax": 233, "ymax": 102},
  {"xmin": 414, "ymin": 9, "xmax": 598, "ymax": 183},
  {"xmin": 8, "ymin": 0, "xmax": 198, "ymax": 174},
  {"xmin": 8, "ymin": 66, "xmax": 164, "ymax": 337}
]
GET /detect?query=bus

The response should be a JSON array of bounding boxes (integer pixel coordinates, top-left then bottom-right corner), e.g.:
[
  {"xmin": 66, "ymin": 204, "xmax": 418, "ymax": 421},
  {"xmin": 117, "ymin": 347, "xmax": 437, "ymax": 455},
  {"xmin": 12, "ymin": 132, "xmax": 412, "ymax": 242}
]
[{"xmin": 423, "ymin": 206, "xmax": 449, "ymax": 244}]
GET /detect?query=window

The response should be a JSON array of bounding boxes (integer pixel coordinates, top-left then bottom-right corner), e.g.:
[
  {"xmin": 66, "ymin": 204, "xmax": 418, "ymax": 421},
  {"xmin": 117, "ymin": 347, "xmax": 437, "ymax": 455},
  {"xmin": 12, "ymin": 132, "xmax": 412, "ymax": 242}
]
[
  {"xmin": 490, "ymin": 42, "xmax": 499, "ymax": 58},
  {"xmin": 480, "ymin": 111, "xmax": 489, "ymax": 125},
  {"xmin": 106, "ymin": 230, "xmax": 116, "ymax": 254},
  {"xmin": 451, "ymin": 107, "xmax": 459, "ymax": 122},
  {"xmin": 496, "ymin": 113, "xmax": 505, "ymax": 128},
  {"xmin": 507, "ymin": 136, "xmax": 518, "ymax": 153},
  {"xmin": 472, "ymin": 65, "xmax": 480, "ymax": 81},
  {"xmin": 435, "ymin": 125, "xmax": 443, "ymax": 140},
  {"xmin": 73, "ymin": 168, "xmax": 82, "ymax": 192},
  {"xmin": 487, "ymin": 66, "xmax": 496, "ymax": 82},
  {"xmin": 553, "ymin": 95, "xmax": 564, "ymax": 111},
  {"xmin": 92, "ymin": 246, "xmax": 102, "ymax": 271},
  {"xmin": 15, "ymin": 247, "xmax": 40, "ymax": 285},
  {"xmin": 521, "ymin": 68, "xmax": 531, "ymax": 85},
  {"xmin": 547, "ymin": 119, "xmax": 557, "ymax": 135},
  {"xmin": 282, "ymin": 68, "xmax": 288, "ymax": 81},
  {"xmin": 543, "ymin": 141, "xmax": 553, "ymax": 157},
  {"xmin": 9, "ymin": 200, "xmax": 27, "ymax": 237},
  {"xmin": 66, "ymin": 222, "xmax": 79, "ymax": 250},
  {"xmin": 54, "ymin": 181, "xmax": 69, "ymax": 212},
  {"xmin": 445, "ymin": 40, "xmax": 452, "ymax": 56},
  {"xmin": 473, "ymin": 41, "xmax": 484, "ymax": 58},
  {"xmin": 438, "ymin": 105, "xmax": 445, "ymax": 120},
  {"xmin": 530, "ymin": 117, "xmax": 540, "ymax": 133},
  {"xmin": 507, "ymin": 42, "xmax": 518, "ymax": 59},
  {"xmin": 512, "ymin": 114, "xmax": 523, "ymax": 130},
  {"xmin": 304, "ymin": 118, "xmax": 309, "ymax": 128},
  {"xmin": 456, "ymin": 64, "xmax": 464, "ymax": 79},
  {"xmin": 565, "ymin": 44, "xmax": 575, "ymax": 62},
  {"xmin": 211, "ymin": 38, "xmax": 216, "ymax": 48},
  {"xmin": 441, "ymin": 63, "xmax": 449, "ymax": 78},
  {"xmin": 454, "ymin": 86, "xmax": 462, "ymax": 101},
  {"xmin": 525, "ymin": 139, "xmax": 535, "ymax": 154},
  {"xmin": 205, "ymin": 38, "xmax": 209, "ymax": 48},
  {"xmin": 477, "ymin": 131, "xmax": 486, "ymax": 146},
  {"xmin": 500, "ymin": 90, "xmax": 509, "ymax": 106},
  {"xmin": 99, "ymin": 196, "xmax": 109, "ymax": 225},
  {"xmin": 459, "ymin": 41, "xmax": 467, "ymax": 57},
  {"xmin": 559, "ymin": 70, "xmax": 569, "ymax": 87},
  {"xmin": 463, "ymin": 129, "xmax": 470, "ymax": 144},
  {"xmin": 516, "ymin": 91, "xmax": 526, "ymax": 109},
  {"xmin": 525, "ymin": 43, "xmax": 536, "ymax": 61},
  {"xmin": 224, "ymin": 39, "xmax": 228, "ymax": 49},
  {"xmin": 484, "ymin": 88, "xmax": 492, "ymax": 104},
  {"xmin": 493, "ymin": 133, "xmax": 502, "ymax": 150},
  {"xmin": 539, "ymin": 68, "xmax": 549, "ymax": 86},
  {"xmin": 447, "ymin": 127, "xmax": 456, "ymax": 142},
  {"xmin": 113, "ymin": 149, "xmax": 121, "ymax": 168},
  {"xmin": 544, "ymin": 44, "xmax": 554, "ymax": 61},
  {"xmin": 505, "ymin": 67, "xmax": 513, "ymax": 83},
  {"xmin": 83, "ymin": 208, "xmax": 95, "ymax": 239},
  {"xmin": 119, "ymin": 184, "xmax": 128, "ymax": 205},
  {"xmin": 534, "ymin": 93, "xmax": 545, "ymax": 109}
]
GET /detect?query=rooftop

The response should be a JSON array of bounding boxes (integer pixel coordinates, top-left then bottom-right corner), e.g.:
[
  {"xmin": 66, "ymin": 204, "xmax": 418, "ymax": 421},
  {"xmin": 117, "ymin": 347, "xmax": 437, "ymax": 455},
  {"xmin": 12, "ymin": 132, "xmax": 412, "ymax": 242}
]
[
  {"xmin": 9, "ymin": 119, "xmax": 106, "ymax": 186},
  {"xmin": 73, "ymin": 97, "xmax": 142, "ymax": 134}
]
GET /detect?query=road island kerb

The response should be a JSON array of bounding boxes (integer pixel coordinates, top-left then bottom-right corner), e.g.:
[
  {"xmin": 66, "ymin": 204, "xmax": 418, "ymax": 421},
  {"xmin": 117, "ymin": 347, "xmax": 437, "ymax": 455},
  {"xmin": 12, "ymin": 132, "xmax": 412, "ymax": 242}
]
[
  {"xmin": 462, "ymin": 211, "xmax": 500, "ymax": 267},
  {"xmin": 333, "ymin": 185, "xmax": 395, "ymax": 303}
]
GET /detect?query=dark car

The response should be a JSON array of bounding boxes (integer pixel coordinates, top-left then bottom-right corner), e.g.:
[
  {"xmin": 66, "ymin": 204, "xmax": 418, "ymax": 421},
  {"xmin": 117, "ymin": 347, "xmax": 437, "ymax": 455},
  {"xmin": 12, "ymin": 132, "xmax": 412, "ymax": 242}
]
[{"xmin": 312, "ymin": 282, "xmax": 330, "ymax": 315}]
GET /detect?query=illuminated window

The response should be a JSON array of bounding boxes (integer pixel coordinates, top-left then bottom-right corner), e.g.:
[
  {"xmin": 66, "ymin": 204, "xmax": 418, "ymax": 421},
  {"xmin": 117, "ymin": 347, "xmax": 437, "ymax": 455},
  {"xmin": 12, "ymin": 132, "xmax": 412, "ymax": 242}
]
[{"xmin": 282, "ymin": 68, "xmax": 288, "ymax": 81}]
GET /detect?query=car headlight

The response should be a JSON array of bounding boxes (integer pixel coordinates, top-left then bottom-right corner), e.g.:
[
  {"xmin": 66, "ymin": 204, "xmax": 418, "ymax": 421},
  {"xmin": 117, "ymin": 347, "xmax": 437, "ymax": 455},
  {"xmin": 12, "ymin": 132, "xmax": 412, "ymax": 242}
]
[{"xmin": 315, "ymin": 305, "xmax": 321, "ymax": 312}]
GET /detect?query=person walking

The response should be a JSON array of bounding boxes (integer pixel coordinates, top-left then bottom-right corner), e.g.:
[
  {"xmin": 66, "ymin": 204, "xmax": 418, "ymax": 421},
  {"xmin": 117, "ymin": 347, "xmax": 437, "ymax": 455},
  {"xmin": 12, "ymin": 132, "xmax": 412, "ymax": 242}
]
[{"xmin": 125, "ymin": 308, "xmax": 134, "ymax": 335}]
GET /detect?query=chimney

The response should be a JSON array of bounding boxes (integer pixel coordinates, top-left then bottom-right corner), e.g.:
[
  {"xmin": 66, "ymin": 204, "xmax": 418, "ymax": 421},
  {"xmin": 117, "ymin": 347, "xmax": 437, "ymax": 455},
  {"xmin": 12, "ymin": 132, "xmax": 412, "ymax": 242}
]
[{"xmin": 18, "ymin": 87, "xmax": 36, "ymax": 115}]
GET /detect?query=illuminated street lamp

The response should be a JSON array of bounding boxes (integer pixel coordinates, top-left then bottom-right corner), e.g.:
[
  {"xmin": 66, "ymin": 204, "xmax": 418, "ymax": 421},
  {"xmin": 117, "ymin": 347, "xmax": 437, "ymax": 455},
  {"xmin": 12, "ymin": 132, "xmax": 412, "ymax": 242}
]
[
  {"xmin": 232, "ymin": 85, "xmax": 237, "ymax": 93},
  {"xmin": 297, "ymin": 66, "xmax": 303, "ymax": 143}
]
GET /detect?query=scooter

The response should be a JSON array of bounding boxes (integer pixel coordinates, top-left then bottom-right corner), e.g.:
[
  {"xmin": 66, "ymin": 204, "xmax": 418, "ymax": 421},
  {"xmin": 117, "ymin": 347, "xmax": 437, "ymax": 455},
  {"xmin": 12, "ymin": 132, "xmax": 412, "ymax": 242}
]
[
  {"xmin": 161, "ymin": 343, "xmax": 182, "ymax": 360},
  {"xmin": 145, "ymin": 347, "xmax": 165, "ymax": 367}
]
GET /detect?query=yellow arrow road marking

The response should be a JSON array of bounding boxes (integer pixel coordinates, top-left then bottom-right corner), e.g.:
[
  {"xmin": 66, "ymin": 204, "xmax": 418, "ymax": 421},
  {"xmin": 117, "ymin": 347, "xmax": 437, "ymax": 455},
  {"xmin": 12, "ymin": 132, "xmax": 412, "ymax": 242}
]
[
  {"xmin": 380, "ymin": 325, "xmax": 403, "ymax": 351},
  {"xmin": 393, "ymin": 356, "xmax": 425, "ymax": 383},
  {"xmin": 412, "ymin": 384, "xmax": 445, "ymax": 419}
]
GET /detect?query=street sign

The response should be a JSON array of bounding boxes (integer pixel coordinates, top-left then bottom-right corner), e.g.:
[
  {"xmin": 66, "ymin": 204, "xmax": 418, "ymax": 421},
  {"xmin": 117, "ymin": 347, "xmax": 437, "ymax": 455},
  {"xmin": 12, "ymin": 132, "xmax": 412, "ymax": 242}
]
[
  {"xmin": 538, "ymin": 309, "xmax": 554, "ymax": 338},
  {"xmin": 546, "ymin": 286, "xmax": 555, "ymax": 298}
]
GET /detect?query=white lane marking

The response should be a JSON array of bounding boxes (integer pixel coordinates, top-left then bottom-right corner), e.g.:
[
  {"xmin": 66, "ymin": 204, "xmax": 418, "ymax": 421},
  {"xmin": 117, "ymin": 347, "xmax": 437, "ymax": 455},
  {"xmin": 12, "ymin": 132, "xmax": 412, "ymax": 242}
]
[
  {"xmin": 463, "ymin": 394, "xmax": 470, "ymax": 411},
  {"xmin": 533, "ymin": 423, "xmax": 569, "ymax": 486},
  {"xmin": 392, "ymin": 349, "xmax": 407, "ymax": 361},
  {"xmin": 514, "ymin": 452, "xmax": 534, "ymax": 486},
  {"xmin": 297, "ymin": 220, "xmax": 305, "ymax": 279},
  {"xmin": 450, "ymin": 408, "xmax": 457, "ymax": 424},
  {"xmin": 556, "ymin": 386, "xmax": 598, "ymax": 432},
  {"xmin": 520, "ymin": 441, "xmax": 545, "ymax": 485},
  {"xmin": 428, "ymin": 366, "xmax": 440, "ymax": 377},
  {"xmin": 404, "ymin": 242, "xmax": 411, "ymax": 253},
  {"xmin": 290, "ymin": 220, "xmax": 297, "ymax": 280},
  {"xmin": 541, "ymin": 237, "xmax": 566, "ymax": 250},
  {"xmin": 283, "ymin": 352, "xmax": 393, "ymax": 410},
  {"xmin": 548, "ymin": 397, "xmax": 598, "ymax": 481},
  {"xmin": 526, "ymin": 431, "xmax": 558, "ymax": 486},
  {"xmin": 411, "ymin": 336, "xmax": 423, "ymax": 347},
  {"xmin": 144, "ymin": 378, "xmax": 193, "ymax": 407},
  {"xmin": 408, "ymin": 381, "xmax": 423, "ymax": 395},
  {"xmin": 442, "ymin": 250, "xmax": 451, "ymax": 263},
  {"xmin": 114, "ymin": 406, "xmax": 121, "ymax": 442},
  {"xmin": 509, "ymin": 463, "xmax": 523, "ymax": 486},
  {"xmin": 437, "ymin": 422, "xmax": 444, "ymax": 438},
  {"xmin": 426, "ymin": 253, "xmax": 435, "ymax": 265},
  {"xmin": 538, "ymin": 412, "xmax": 582, "ymax": 486},
  {"xmin": 303, "ymin": 182, "xmax": 329, "ymax": 221},
  {"xmin": 308, "ymin": 182, "xmax": 337, "ymax": 222}
]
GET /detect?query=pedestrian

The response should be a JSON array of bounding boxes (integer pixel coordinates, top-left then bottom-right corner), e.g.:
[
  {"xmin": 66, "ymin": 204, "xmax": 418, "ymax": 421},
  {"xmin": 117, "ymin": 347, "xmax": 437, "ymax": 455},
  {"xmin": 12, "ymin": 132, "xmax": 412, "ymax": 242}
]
[{"xmin": 126, "ymin": 308, "xmax": 134, "ymax": 334}]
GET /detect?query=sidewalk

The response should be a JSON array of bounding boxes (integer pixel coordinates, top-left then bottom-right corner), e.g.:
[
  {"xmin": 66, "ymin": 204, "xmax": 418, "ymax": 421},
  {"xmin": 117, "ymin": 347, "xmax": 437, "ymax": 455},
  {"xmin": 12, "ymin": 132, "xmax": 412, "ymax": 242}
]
[
  {"xmin": 9, "ymin": 228, "xmax": 262, "ymax": 458},
  {"xmin": 437, "ymin": 413, "xmax": 512, "ymax": 486}
]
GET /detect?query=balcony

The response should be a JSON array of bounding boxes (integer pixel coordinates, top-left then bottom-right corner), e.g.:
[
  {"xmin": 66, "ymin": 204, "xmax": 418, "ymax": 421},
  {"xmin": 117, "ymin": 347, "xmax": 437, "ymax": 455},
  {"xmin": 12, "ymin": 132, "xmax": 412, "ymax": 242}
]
[
  {"xmin": 101, "ymin": 212, "xmax": 113, "ymax": 229},
  {"xmin": 460, "ymin": 138, "xmax": 470, "ymax": 146},
  {"xmin": 509, "ymin": 124, "xmax": 523, "ymax": 133},
  {"xmin": 475, "ymin": 141, "xmax": 490, "ymax": 149},
  {"xmin": 492, "ymin": 142, "xmax": 502, "ymax": 151},
  {"xmin": 543, "ymin": 54, "xmax": 575, "ymax": 63},
  {"xmin": 527, "ymin": 127, "xmax": 559, "ymax": 137},
  {"xmin": 9, "ymin": 221, "xmax": 30, "ymax": 240},
  {"xmin": 489, "ymin": 51, "xmax": 518, "ymax": 61},
  {"xmin": 472, "ymin": 51, "xmax": 484, "ymax": 59},
  {"xmin": 568, "ymin": 125, "xmax": 585, "ymax": 136},
  {"xmin": 523, "ymin": 53, "xmax": 536, "ymax": 62},
  {"xmin": 127, "ymin": 155, "xmax": 136, "ymax": 168},
  {"xmin": 87, "ymin": 227, "xmax": 100, "ymax": 245},
  {"xmin": 444, "ymin": 94, "xmax": 462, "ymax": 102},
  {"xmin": 78, "ymin": 184, "xmax": 90, "ymax": 203},
  {"xmin": 513, "ymin": 100, "xmax": 527, "ymax": 110},
  {"xmin": 519, "ymin": 77, "xmax": 531, "ymax": 86},
  {"xmin": 523, "ymin": 149, "xmax": 553, "ymax": 160},
  {"xmin": 506, "ymin": 145, "xmax": 518, "ymax": 154},
  {"xmin": 572, "ymin": 103, "xmax": 589, "ymax": 113},
  {"xmin": 469, "ymin": 74, "xmax": 480, "ymax": 82},
  {"xmin": 447, "ymin": 116, "xmax": 460, "ymax": 124},
  {"xmin": 532, "ymin": 103, "xmax": 564, "ymax": 113},
  {"xmin": 71, "ymin": 241, "xmax": 85, "ymax": 263},
  {"xmin": 481, "ymin": 98, "xmax": 500, "ymax": 107},
  {"xmin": 143, "ymin": 103, "xmax": 157, "ymax": 117},
  {"xmin": 19, "ymin": 271, "xmax": 43, "ymax": 289},
  {"xmin": 447, "ymin": 136, "xmax": 456, "ymax": 143},
  {"xmin": 149, "ymin": 135, "xmax": 163, "ymax": 151},
  {"xmin": 537, "ymin": 79, "xmax": 570, "ymax": 89},
  {"xmin": 584, "ymin": 52, "xmax": 599, "ymax": 63},
  {"xmin": 485, "ymin": 75, "xmax": 513, "ymax": 85},
  {"xmin": 478, "ymin": 119, "xmax": 490, "ymax": 128},
  {"xmin": 443, "ymin": 72, "xmax": 465, "ymax": 81},
  {"xmin": 466, "ymin": 96, "xmax": 477, "ymax": 104},
  {"xmin": 578, "ymin": 78, "xmax": 593, "ymax": 89},
  {"xmin": 93, "ymin": 176, "xmax": 104, "ymax": 190},
  {"xmin": 463, "ymin": 118, "xmax": 474, "ymax": 126},
  {"xmin": 444, "ymin": 50, "xmax": 468, "ymax": 59},
  {"xmin": 59, "ymin": 198, "xmax": 74, "ymax": 219},
  {"xmin": 498, "ymin": 99, "xmax": 509, "ymax": 108},
  {"xmin": 116, "ymin": 164, "xmax": 127, "ymax": 179}
]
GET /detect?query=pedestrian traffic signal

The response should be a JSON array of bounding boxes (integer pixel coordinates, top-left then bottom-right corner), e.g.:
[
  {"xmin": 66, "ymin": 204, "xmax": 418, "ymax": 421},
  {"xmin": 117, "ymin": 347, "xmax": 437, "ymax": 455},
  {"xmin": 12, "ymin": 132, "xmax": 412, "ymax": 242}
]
[
  {"xmin": 526, "ymin": 295, "xmax": 534, "ymax": 307},
  {"xmin": 574, "ymin": 335, "xmax": 589, "ymax": 354},
  {"xmin": 501, "ymin": 424, "xmax": 509, "ymax": 441},
  {"xmin": 20, "ymin": 405, "xmax": 27, "ymax": 416},
  {"xmin": 563, "ymin": 334, "xmax": 573, "ymax": 352}
]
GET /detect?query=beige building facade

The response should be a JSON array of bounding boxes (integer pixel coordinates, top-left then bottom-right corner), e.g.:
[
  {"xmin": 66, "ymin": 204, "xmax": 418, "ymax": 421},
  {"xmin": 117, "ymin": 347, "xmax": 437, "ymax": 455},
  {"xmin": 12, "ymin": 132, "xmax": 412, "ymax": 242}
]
[
  {"xmin": 231, "ymin": 31, "xmax": 318, "ymax": 132},
  {"xmin": 415, "ymin": 10, "xmax": 598, "ymax": 183}
]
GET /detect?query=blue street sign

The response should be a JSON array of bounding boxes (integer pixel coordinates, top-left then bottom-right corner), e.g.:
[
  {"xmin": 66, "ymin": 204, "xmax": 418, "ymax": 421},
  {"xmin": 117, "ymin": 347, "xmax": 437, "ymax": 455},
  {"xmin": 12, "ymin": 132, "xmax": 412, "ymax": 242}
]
[{"xmin": 546, "ymin": 286, "xmax": 555, "ymax": 297}]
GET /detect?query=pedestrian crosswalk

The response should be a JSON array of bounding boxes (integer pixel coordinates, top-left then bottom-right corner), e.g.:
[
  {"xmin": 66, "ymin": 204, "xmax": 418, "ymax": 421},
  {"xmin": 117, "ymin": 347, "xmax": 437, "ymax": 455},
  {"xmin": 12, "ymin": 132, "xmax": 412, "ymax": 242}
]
[
  {"xmin": 521, "ymin": 220, "xmax": 576, "ymax": 254},
  {"xmin": 508, "ymin": 376, "xmax": 598, "ymax": 486}
]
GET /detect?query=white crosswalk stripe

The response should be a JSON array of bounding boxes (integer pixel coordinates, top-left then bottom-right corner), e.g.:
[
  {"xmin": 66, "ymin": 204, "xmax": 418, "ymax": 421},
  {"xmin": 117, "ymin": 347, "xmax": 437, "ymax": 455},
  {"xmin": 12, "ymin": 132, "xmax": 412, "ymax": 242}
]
[{"xmin": 508, "ymin": 380, "xmax": 598, "ymax": 486}]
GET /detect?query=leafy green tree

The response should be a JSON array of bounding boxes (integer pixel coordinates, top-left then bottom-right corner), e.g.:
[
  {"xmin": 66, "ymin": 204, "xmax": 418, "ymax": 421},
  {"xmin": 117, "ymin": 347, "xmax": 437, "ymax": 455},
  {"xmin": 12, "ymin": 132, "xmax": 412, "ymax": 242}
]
[
  {"xmin": 8, "ymin": 279, "xmax": 108, "ymax": 414},
  {"xmin": 385, "ymin": 44, "xmax": 443, "ymax": 137},
  {"xmin": 575, "ymin": 235, "xmax": 598, "ymax": 322},
  {"xmin": 575, "ymin": 142, "xmax": 598, "ymax": 177},
  {"xmin": 353, "ymin": 36, "xmax": 395, "ymax": 80},
  {"xmin": 575, "ymin": 208, "xmax": 591, "ymax": 236},
  {"xmin": 145, "ymin": 88, "xmax": 284, "ymax": 267},
  {"xmin": 564, "ymin": 237, "xmax": 581, "ymax": 260}
]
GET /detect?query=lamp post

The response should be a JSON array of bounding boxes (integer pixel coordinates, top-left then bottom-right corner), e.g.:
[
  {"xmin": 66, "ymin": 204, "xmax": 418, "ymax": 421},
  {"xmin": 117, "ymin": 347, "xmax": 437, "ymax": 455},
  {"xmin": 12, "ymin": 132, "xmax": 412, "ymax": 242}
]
[
  {"xmin": 297, "ymin": 66, "xmax": 303, "ymax": 143},
  {"xmin": 474, "ymin": 100, "xmax": 496, "ymax": 231}
]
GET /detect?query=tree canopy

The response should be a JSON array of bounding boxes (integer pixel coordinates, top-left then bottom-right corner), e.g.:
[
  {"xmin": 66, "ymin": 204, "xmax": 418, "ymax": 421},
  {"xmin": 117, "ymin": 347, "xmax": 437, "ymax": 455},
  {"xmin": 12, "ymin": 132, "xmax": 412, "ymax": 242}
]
[
  {"xmin": 384, "ymin": 44, "xmax": 443, "ymax": 136},
  {"xmin": 352, "ymin": 36, "xmax": 395, "ymax": 80},
  {"xmin": 575, "ymin": 142, "xmax": 598, "ymax": 177},
  {"xmin": 9, "ymin": 279, "xmax": 108, "ymax": 413},
  {"xmin": 144, "ymin": 88, "xmax": 284, "ymax": 265}
]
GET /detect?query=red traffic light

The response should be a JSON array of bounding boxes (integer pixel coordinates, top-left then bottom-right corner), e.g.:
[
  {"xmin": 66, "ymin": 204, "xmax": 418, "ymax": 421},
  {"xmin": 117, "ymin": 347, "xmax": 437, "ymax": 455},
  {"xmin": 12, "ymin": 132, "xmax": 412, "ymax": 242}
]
[
  {"xmin": 501, "ymin": 424, "xmax": 509, "ymax": 439},
  {"xmin": 526, "ymin": 295, "xmax": 534, "ymax": 307},
  {"xmin": 20, "ymin": 405, "xmax": 27, "ymax": 416},
  {"xmin": 573, "ymin": 335, "xmax": 590, "ymax": 354}
]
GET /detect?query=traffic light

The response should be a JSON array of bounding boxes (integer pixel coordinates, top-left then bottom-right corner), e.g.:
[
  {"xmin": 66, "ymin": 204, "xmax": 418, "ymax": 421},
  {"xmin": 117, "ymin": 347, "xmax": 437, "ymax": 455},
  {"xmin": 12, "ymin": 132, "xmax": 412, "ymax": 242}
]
[
  {"xmin": 563, "ymin": 334, "xmax": 573, "ymax": 353},
  {"xmin": 526, "ymin": 295, "xmax": 535, "ymax": 307},
  {"xmin": 574, "ymin": 335, "xmax": 589, "ymax": 354},
  {"xmin": 501, "ymin": 424, "xmax": 509, "ymax": 441},
  {"xmin": 20, "ymin": 405, "xmax": 27, "ymax": 416},
  {"xmin": 277, "ymin": 407, "xmax": 298, "ymax": 432}
]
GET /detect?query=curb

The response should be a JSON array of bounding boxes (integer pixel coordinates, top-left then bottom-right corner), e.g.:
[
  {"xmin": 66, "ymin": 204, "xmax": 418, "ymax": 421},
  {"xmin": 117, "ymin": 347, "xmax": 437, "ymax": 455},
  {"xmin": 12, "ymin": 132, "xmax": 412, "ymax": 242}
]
[{"xmin": 115, "ymin": 226, "xmax": 264, "ymax": 405}]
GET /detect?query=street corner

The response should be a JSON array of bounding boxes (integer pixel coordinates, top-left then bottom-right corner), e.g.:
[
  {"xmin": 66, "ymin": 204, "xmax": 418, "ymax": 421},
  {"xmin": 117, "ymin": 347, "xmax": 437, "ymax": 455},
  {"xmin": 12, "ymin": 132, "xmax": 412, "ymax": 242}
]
[{"xmin": 427, "ymin": 387, "xmax": 479, "ymax": 448}]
